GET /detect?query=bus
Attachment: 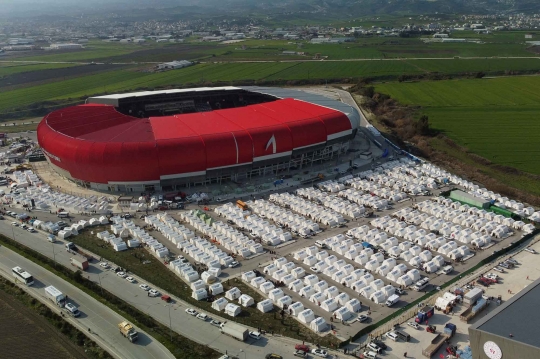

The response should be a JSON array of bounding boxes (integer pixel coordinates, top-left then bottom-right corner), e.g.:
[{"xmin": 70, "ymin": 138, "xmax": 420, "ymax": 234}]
[{"xmin": 12, "ymin": 266, "xmax": 34, "ymax": 286}]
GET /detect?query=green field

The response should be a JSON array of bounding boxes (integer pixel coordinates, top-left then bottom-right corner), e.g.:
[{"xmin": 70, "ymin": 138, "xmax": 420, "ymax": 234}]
[
  {"xmin": 0, "ymin": 62, "xmax": 77, "ymax": 77},
  {"xmin": 375, "ymin": 77, "xmax": 540, "ymax": 175}
]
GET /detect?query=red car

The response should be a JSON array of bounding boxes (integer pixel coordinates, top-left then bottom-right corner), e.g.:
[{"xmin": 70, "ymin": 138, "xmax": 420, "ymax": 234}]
[{"xmin": 294, "ymin": 344, "xmax": 310, "ymax": 353}]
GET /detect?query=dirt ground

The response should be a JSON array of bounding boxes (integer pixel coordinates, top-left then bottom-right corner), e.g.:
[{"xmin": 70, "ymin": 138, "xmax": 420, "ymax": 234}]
[{"xmin": 0, "ymin": 288, "xmax": 89, "ymax": 359}]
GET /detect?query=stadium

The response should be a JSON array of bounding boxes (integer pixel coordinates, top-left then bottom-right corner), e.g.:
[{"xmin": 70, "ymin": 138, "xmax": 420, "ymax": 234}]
[{"xmin": 37, "ymin": 86, "xmax": 361, "ymax": 193}]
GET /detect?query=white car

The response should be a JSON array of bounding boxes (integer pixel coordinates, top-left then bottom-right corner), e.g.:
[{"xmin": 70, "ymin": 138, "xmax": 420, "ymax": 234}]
[
  {"xmin": 139, "ymin": 283, "xmax": 150, "ymax": 291},
  {"xmin": 10, "ymin": 222, "xmax": 18, "ymax": 226},
  {"xmin": 357, "ymin": 314, "xmax": 369, "ymax": 323},
  {"xmin": 117, "ymin": 271, "xmax": 127, "ymax": 278},
  {"xmin": 185, "ymin": 308, "xmax": 198, "ymax": 316},
  {"xmin": 493, "ymin": 266, "xmax": 505, "ymax": 273},
  {"xmin": 485, "ymin": 273, "xmax": 499, "ymax": 280},
  {"xmin": 310, "ymin": 348, "xmax": 328, "ymax": 358},
  {"xmin": 148, "ymin": 289, "xmax": 160, "ymax": 297},
  {"xmin": 27, "ymin": 228, "xmax": 36, "ymax": 233},
  {"xmin": 525, "ymin": 247, "xmax": 537, "ymax": 254},
  {"xmin": 126, "ymin": 276, "xmax": 136, "ymax": 283},
  {"xmin": 367, "ymin": 343, "xmax": 382, "ymax": 354},
  {"xmin": 407, "ymin": 321, "xmax": 419, "ymax": 329},
  {"xmin": 309, "ymin": 267, "xmax": 321, "ymax": 274},
  {"xmin": 228, "ymin": 261, "xmax": 239, "ymax": 268},
  {"xmin": 99, "ymin": 262, "xmax": 110, "ymax": 269},
  {"xmin": 196, "ymin": 313, "xmax": 208, "ymax": 321},
  {"xmin": 248, "ymin": 331, "xmax": 261, "ymax": 340}
]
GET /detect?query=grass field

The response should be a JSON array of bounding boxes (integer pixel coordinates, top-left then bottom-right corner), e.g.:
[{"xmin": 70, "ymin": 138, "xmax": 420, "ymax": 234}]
[
  {"xmin": 375, "ymin": 77, "xmax": 540, "ymax": 176},
  {"xmin": 0, "ymin": 63, "xmax": 77, "ymax": 77}
]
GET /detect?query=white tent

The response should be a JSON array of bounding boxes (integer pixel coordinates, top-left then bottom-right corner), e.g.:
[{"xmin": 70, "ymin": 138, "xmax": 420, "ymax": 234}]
[
  {"xmin": 365, "ymin": 259, "xmax": 380, "ymax": 271},
  {"xmin": 282, "ymin": 274, "xmax": 295, "ymax": 286},
  {"xmin": 225, "ymin": 287, "xmax": 242, "ymax": 300},
  {"xmin": 291, "ymin": 267, "xmax": 306, "ymax": 279},
  {"xmin": 304, "ymin": 274, "xmax": 319, "ymax": 286},
  {"xmin": 300, "ymin": 285, "xmax": 316, "ymax": 298},
  {"xmin": 419, "ymin": 250, "xmax": 433, "ymax": 262},
  {"xmin": 345, "ymin": 298, "xmax": 361, "ymax": 313},
  {"xmin": 260, "ymin": 282, "xmax": 275, "ymax": 294},
  {"xmin": 303, "ymin": 255, "xmax": 318, "ymax": 266},
  {"xmin": 192, "ymin": 288, "xmax": 208, "ymax": 301},
  {"xmin": 224, "ymin": 303, "xmax": 242, "ymax": 317},
  {"xmin": 264, "ymin": 264, "xmax": 278, "ymax": 275},
  {"xmin": 360, "ymin": 286, "xmax": 375, "ymax": 299},
  {"xmin": 315, "ymin": 280, "xmax": 329, "ymax": 292},
  {"xmin": 397, "ymin": 274, "xmax": 413, "ymax": 287},
  {"xmin": 321, "ymin": 298, "xmax": 339, "ymax": 312},
  {"xmin": 238, "ymin": 294, "xmax": 255, "ymax": 307},
  {"xmin": 370, "ymin": 290, "xmax": 386, "ymax": 304},
  {"xmin": 334, "ymin": 307, "xmax": 352, "ymax": 321},
  {"xmin": 370, "ymin": 279, "xmax": 385, "ymax": 291},
  {"xmin": 268, "ymin": 288, "xmax": 285, "ymax": 302},
  {"xmin": 276, "ymin": 296, "xmax": 293, "ymax": 308},
  {"xmin": 423, "ymin": 261, "xmax": 439, "ymax": 274},
  {"xmin": 324, "ymin": 286, "xmax": 340, "ymax": 299},
  {"xmin": 257, "ymin": 299, "xmax": 274, "ymax": 313},
  {"xmin": 289, "ymin": 279, "xmax": 304, "ymax": 292},
  {"xmin": 250, "ymin": 277, "xmax": 266, "ymax": 288},
  {"xmin": 289, "ymin": 302, "xmax": 305, "ymax": 316},
  {"xmin": 209, "ymin": 282, "xmax": 224, "ymax": 295},
  {"xmin": 409, "ymin": 256, "xmax": 423, "ymax": 267},
  {"xmin": 242, "ymin": 271, "xmax": 257, "ymax": 282},
  {"xmin": 407, "ymin": 269, "xmax": 421, "ymax": 282},
  {"xmin": 298, "ymin": 309, "xmax": 315, "ymax": 324},
  {"xmin": 310, "ymin": 292, "xmax": 325, "ymax": 306},
  {"xmin": 336, "ymin": 292, "xmax": 350, "ymax": 306},
  {"xmin": 190, "ymin": 280, "xmax": 206, "ymax": 291},
  {"xmin": 310, "ymin": 317, "xmax": 328, "ymax": 333},
  {"xmin": 212, "ymin": 297, "xmax": 228, "ymax": 311}
]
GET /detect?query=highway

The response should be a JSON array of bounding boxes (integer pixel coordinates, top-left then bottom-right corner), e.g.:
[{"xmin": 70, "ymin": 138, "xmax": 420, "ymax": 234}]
[
  {"xmin": 0, "ymin": 243, "xmax": 175, "ymax": 359},
  {"xmin": 0, "ymin": 220, "xmax": 307, "ymax": 359}
]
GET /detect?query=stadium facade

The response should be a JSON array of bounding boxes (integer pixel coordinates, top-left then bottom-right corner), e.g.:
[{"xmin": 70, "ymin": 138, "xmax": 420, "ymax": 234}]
[{"xmin": 37, "ymin": 86, "xmax": 361, "ymax": 193}]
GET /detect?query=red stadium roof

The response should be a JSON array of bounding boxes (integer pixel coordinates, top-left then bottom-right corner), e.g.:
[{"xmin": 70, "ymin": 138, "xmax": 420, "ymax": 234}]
[{"xmin": 38, "ymin": 98, "xmax": 353, "ymax": 184}]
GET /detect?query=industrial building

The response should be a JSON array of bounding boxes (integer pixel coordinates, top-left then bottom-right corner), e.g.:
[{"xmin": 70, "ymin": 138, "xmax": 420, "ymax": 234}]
[
  {"xmin": 50, "ymin": 43, "xmax": 84, "ymax": 50},
  {"xmin": 156, "ymin": 60, "xmax": 193, "ymax": 71},
  {"xmin": 469, "ymin": 277, "xmax": 540, "ymax": 359},
  {"xmin": 37, "ymin": 86, "xmax": 360, "ymax": 193}
]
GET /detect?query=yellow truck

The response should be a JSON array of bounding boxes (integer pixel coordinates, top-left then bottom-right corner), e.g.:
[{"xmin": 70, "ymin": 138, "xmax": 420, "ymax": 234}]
[{"xmin": 118, "ymin": 321, "xmax": 139, "ymax": 343}]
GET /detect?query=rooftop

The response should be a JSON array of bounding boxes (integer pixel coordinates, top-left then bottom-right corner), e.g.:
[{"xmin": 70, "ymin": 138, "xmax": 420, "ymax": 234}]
[{"xmin": 471, "ymin": 277, "xmax": 540, "ymax": 348}]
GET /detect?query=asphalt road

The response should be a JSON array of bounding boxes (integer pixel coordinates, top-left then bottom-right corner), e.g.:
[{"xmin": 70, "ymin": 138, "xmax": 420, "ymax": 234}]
[
  {"xmin": 0, "ymin": 220, "xmax": 307, "ymax": 359},
  {"xmin": 0, "ymin": 244, "xmax": 174, "ymax": 359}
]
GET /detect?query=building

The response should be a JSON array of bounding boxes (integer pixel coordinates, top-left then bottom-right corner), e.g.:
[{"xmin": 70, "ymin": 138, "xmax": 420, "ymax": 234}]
[
  {"xmin": 469, "ymin": 277, "xmax": 540, "ymax": 359},
  {"xmin": 37, "ymin": 86, "xmax": 360, "ymax": 193},
  {"xmin": 156, "ymin": 60, "xmax": 193, "ymax": 71},
  {"xmin": 433, "ymin": 33, "xmax": 449, "ymax": 38},
  {"xmin": 50, "ymin": 43, "xmax": 84, "ymax": 50}
]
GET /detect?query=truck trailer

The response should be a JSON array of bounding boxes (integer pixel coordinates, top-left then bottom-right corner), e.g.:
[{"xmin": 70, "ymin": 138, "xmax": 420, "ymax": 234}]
[
  {"xmin": 70, "ymin": 257, "xmax": 89, "ymax": 271},
  {"xmin": 118, "ymin": 321, "xmax": 139, "ymax": 342},
  {"xmin": 220, "ymin": 321, "xmax": 248, "ymax": 341},
  {"xmin": 45, "ymin": 285, "xmax": 66, "ymax": 307}
]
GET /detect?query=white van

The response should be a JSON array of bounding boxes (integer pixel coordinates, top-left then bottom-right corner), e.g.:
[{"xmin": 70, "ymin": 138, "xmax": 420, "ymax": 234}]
[
  {"xmin": 57, "ymin": 211, "xmax": 69, "ymax": 218},
  {"xmin": 315, "ymin": 241, "xmax": 327, "ymax": 249},
  {"xmin": 47, "ymin": 234, "xmax": 56, "ymax": 243},
  {"xmin": 385, "ymin": 331, "xmax": 398, "ymax": 341},
  {"xmin": 412, "ymin": 278, "xmax": 429, "ymax": 291},
  {"xmin": 385, "ymin": 294, "xmax": 400, "ymax": 307},
  {"xmin": 442, "ymin": 265, "xmax": 454, "ymax": 274}
]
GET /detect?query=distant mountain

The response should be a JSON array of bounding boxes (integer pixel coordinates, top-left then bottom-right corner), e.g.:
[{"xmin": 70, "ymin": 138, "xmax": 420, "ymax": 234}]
[{"xmin": 2, "ymin": 0, "xmax": 539, "ymax": 19}]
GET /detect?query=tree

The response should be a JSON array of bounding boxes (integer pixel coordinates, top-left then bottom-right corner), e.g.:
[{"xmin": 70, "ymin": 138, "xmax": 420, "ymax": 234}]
[{"xmin": 416, "ymin": 115, "xmax": 431, "ymax": 136}]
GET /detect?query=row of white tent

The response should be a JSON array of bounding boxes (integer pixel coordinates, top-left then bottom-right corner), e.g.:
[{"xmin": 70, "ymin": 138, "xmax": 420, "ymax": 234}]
[
  {"xmin": 110, "ymin": 217, "xmax": 169, "ymax": 257},
  {"xmin": 268, "ymin": 192, "xmax": 346, "ymax": 226},
  {"xmin": 178, "ymin": 210, "xmax": 261, "ymax": 260},
  {"xmin": 296, "ymin": 187, "xmax": 365, "ymax": 219},
  {"xmin": 341, "ymin": 182, "xmax": 408, "ymax": 204},
  {"xmin": 215, "ymin": 203, "xmax": 291, "ymax": 246},
  {"xmin": 247, "ymin": 199, "xmax": 320, "ymax": 237},
  {"xmin": 338, "ymin": 187, "xmax": 392, "ymax": 211}
]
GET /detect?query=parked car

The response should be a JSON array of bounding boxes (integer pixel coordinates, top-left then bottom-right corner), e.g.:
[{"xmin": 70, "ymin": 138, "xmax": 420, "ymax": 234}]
[
  {"xmin": 210, "ymin": 319, "xmax": 222, "ymax": 327},
  {"xmin": 265, "ymin": 354, "xmax": 283, "ymax": 359},
  {"xmin": 185, "ymin": 308, "xmax": 198, "ymax": 316},
  {"xmin": 367, "ymin": 342, "xmax": 383, "ymax": 353},
  {"xmin": 117, "ymin": 271, "xmax": 127, "ymax": 278},
  {"xmin": 484, "ymin": 273, "xmax": 499, "ymax": 281},
  {"xmin": 407, "ymin": 321, "xmax": 420, "ymax": 329},
  {"xmin": 371, "ymin": 340, "xmax": 387, "ymax": 350},
  {"xmin": 385, "ymin": 332, "xmax": 398, "ymax": 341},
  {"xmin": 357, "ymin": 314, "xmax": 369, "ymax": 323},
  {"xmin": 498, "ymin": 262, "xmax": 511, "ymax": 269},
  {"xmin": 249, "ymin": 331, "xmax": 262, "ymax": 340},
  {"xmin": 293, "ymin": 350, "xmax": 307, "ymax": 358},
  {"xmin": 139, "ymin": 283, "xmax": 150, "ymax": 291},
  {"xmin": 148, "ymin": 289, "xmax": 160, "ymax": 297},
  {"xmin": 362, "ymin": 351, "xmax": 378, "ymax": 359},
  {"xmin": 99, "ymin": 262, "xmax": 110, "ymax": 269},
  {"xmin": 228, "ymin": 261, "xmax": 239, "ymax": 268},
  {"xmin": 126, "ymin": 276, "xmax": 136, "ymax": 283},
  {"xmin": 196, "ymin": 313, "xmax": 208, "ymax": 321},
  {"xmin": 525, "ymin": 247, "xmax": 537, "ymax": 254},
  {"xmin": 310, "ymin": 348, "xmax": 328, "ymax": 358},
  {"xmin": 506, "ymin": 258, "xmax": 519, "ymax": 265},
  {"xmin": 395, "ymin": 288, "xmax": 405, "ymax": 295},
  {"xmin": 309, "ymin": 266, "xmax": 321, "ymax": 274},
  {"xmin": 493, "ymin": 266, "xmax": 505, "ymax": 273}
]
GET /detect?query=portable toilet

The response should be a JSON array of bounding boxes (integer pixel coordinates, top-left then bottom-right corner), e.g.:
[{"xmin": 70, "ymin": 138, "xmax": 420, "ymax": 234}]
[{"xmin": 257, "ymin": 299, "xmax": 274, "ymax": 313}]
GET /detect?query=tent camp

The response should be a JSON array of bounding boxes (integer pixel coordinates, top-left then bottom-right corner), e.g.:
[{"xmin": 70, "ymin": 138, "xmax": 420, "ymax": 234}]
[
  {"xmin": 212, "ymin": 297, "xmax": 228, "ymax": 311},
  {"xmin": 257, "ymin": 299, "xmax": 274, "ymax": 313}
]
